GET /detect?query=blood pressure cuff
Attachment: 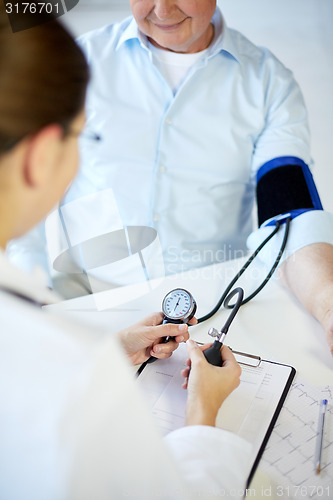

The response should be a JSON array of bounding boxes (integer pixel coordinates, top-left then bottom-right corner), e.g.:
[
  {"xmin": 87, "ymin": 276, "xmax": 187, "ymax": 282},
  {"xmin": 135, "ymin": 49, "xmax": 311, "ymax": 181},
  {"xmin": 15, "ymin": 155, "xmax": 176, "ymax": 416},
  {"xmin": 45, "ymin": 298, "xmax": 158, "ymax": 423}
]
[{"xmin": 256, "ymin": 156, "xmax": 323, "ymax": 227}]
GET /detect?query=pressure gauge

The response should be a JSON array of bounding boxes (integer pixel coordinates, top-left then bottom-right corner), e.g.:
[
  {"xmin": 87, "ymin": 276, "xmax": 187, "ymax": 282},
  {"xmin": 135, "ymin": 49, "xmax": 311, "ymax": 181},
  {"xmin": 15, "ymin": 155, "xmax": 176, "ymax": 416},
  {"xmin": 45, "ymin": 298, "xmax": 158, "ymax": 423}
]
[{"xmin": 162, "ymin": 288, "xmax": 197, "ymax": 324}]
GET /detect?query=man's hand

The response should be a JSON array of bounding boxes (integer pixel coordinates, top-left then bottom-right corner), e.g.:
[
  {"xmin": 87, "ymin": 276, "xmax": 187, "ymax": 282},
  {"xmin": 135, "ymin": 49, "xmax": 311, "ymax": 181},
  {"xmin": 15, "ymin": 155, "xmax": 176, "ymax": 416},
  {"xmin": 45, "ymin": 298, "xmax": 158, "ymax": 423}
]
[{"xmin": 117, "ymin": 312, "xmax": 195, "ymax": 365}]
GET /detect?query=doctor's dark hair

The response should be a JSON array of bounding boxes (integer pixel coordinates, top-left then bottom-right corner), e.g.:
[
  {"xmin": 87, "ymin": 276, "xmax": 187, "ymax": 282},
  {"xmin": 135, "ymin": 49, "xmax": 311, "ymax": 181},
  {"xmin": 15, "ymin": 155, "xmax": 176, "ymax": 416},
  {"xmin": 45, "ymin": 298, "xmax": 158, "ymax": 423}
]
[{"xmin": 0, "ymin": 7, "xmax": 89, "ymax": 154}]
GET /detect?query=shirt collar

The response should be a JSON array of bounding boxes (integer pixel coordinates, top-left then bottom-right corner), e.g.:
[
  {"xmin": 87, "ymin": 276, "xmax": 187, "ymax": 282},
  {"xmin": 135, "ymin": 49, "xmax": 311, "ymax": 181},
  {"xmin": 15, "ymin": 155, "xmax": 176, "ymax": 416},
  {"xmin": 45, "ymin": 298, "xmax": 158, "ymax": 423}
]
[
  {"xmin": 115, "ymin": 7, "xmax": 240, "ymax": 62},
  {"xmin": 208, "ymin": 8, "xmax": 240, "ymax": 62},
  {"xmin": 115, "ymin": 16, "xmax": 146, "ymax": 51}
]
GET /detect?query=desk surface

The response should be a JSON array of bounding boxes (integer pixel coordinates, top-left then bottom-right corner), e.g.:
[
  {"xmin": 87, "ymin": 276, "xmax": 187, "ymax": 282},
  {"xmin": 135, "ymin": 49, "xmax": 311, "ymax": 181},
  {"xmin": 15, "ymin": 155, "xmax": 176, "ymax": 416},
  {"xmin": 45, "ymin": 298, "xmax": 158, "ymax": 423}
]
[{"xmin": 48, "ymin": 258, "xmax": 333, "ymax": 386}]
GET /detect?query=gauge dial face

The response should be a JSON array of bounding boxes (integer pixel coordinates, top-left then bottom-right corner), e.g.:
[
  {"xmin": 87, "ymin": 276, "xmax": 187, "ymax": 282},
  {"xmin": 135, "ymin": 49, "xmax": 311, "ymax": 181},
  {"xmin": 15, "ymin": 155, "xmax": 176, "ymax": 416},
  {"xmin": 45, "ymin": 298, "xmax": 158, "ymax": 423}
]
[{"xmin": 162, "ymin": 289, "xmax": 193, "ymax": 320}]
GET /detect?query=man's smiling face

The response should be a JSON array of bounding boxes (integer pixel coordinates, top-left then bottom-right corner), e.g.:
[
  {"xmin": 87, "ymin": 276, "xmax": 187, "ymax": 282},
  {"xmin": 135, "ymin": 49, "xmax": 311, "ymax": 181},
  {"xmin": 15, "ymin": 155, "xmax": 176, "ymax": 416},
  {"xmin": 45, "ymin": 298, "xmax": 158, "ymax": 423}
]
[{"xmin": 129, "ymin": 0, "xmax": 216, "ymax": 53}]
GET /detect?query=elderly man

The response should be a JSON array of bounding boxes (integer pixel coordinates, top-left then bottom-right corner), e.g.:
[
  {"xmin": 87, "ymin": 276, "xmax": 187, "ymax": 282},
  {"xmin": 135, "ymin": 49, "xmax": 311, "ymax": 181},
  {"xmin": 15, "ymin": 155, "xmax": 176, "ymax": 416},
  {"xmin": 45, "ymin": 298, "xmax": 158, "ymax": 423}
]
[{"xmin": 8, "ymin": 0, "xmax": 333, "ymax": 354}]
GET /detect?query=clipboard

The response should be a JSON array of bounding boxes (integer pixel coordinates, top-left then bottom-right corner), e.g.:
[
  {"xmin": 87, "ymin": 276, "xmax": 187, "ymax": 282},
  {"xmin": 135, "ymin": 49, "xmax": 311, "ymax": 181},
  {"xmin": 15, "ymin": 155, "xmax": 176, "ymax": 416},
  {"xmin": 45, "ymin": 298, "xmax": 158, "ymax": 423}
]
[{"xmin": 137, "ymin": 342, "xmax": 296, "ymax": 487}]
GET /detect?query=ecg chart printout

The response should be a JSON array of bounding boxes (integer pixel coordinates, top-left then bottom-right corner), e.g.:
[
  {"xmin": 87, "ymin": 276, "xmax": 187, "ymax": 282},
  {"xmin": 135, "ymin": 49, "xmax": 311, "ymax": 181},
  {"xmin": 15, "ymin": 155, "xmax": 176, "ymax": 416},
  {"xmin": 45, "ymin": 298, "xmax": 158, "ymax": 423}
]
[
  {"xmin": 261, "ymin": 377, "xmax": 332, "ymax": 499},
  {"xmin": 137, "ymin": 342, "xmax": 294, "ymax": 467}
]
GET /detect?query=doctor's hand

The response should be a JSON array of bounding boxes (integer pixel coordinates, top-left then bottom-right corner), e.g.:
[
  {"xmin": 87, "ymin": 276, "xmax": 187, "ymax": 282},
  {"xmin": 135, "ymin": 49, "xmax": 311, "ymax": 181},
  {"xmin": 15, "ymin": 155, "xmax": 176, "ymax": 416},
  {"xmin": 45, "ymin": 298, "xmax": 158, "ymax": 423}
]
[
  {"xmin": 117, "ymin": 312, "xmax": 194, "ymax": 366},
  {"xmin": 181, "ymin": 340, "xmax": 241, "ymax": 427}
]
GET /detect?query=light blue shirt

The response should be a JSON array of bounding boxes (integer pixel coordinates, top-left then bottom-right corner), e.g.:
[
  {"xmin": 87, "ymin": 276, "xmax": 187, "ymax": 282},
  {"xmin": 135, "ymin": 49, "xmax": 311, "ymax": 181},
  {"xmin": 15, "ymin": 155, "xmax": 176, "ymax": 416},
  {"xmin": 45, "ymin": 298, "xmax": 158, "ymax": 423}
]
[{"xmin": 7, "ymin": 7, "xmax": 333, "ymax": 290}]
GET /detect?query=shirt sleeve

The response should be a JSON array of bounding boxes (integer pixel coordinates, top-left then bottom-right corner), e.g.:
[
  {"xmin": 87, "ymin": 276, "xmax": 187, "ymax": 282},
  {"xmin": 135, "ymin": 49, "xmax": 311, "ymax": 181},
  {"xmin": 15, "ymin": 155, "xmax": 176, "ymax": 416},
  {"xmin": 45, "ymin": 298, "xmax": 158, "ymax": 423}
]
[
  {"xmin": 252, "ymin": 49, "xmax": 312, "ymax": 173},
  {"xmin": 247, "ymin": 210, "xmax": 333, "ymax": 266},
  {"xmin": 249, "ymin": 50, "xmax": 333, "ymax": 264},
  {"xmin": 165, "ymin": 426, "xmax": 252, "ymax": 499}
]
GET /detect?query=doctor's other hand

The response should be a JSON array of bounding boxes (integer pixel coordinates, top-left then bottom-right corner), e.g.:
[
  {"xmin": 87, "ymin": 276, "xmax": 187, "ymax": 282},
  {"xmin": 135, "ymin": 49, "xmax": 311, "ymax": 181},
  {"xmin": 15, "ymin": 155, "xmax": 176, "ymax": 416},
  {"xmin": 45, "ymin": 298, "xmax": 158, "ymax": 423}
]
[
  {"xmin": 117, "ymin": 312, "xmax": 194, "ymax": 366},
  {"xmin": 182, "ymin": 340, "xmax": 241, "ymax": 427}
]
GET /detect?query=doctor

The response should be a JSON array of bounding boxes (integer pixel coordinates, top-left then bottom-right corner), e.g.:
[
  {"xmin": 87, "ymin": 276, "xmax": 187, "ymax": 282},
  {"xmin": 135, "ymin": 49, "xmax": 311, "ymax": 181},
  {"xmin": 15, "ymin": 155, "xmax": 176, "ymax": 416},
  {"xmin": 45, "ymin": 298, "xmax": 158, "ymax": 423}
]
[
  {"xmin": 8, "ymin": 0, "xmax": 333, "ymax": 356},
  {"xmin": 0, "ymin": 7, "xmax": 251, "ymax": 500}
]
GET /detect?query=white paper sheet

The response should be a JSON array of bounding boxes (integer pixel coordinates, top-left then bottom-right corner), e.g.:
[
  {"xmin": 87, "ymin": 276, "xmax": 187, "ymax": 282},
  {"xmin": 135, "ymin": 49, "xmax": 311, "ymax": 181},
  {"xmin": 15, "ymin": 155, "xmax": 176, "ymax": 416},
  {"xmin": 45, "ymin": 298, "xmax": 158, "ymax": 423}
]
[{"xmin": 137, "ymin": 342, "xmax": 294, "ymax": 466}]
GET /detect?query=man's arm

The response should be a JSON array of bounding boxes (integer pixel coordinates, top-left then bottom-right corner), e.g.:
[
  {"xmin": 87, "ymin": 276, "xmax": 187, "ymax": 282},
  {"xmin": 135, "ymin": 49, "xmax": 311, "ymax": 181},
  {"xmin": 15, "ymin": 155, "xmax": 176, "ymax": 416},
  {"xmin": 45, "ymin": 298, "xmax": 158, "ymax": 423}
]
[{"xmin": 279, "ymin": 242, "xmax": 333, "ymax": 356}]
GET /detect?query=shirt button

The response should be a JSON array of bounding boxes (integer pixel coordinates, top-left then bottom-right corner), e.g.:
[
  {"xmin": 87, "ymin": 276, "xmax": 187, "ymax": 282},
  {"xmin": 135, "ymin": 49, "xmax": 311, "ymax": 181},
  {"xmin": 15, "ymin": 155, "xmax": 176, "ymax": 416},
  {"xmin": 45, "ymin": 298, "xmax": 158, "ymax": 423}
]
[
  {"xmin": 159, "ymin": 165, "xmax": 166, "ymax": 173},
  {"xmin": 165, "ymin": 118, "xmax": 172, "ymax": 125},
  {"xmin": 153, "ymin": 214, "xmax": 160, "ymax": 222}
]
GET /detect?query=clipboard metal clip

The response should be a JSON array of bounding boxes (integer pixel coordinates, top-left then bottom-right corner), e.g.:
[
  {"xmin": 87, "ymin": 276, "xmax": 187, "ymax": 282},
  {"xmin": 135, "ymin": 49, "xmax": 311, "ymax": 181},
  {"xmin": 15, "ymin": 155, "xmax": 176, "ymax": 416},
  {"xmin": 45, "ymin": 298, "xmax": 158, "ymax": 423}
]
[
  {"xmin": 228, "ymin": 347, "xmax": 262, "ymax": 368},
  {"xmin": 195, "ymin": 341, "xmax": 261, "ymax": 368}
]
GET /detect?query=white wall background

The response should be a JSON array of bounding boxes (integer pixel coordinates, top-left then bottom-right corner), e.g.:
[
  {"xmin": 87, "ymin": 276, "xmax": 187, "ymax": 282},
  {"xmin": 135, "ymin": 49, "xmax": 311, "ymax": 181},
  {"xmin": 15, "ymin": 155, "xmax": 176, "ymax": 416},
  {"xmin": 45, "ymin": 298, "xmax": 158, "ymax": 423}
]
[{"xmin": 62, "ymin": 0, "xmax": 333, "ymax": 212}]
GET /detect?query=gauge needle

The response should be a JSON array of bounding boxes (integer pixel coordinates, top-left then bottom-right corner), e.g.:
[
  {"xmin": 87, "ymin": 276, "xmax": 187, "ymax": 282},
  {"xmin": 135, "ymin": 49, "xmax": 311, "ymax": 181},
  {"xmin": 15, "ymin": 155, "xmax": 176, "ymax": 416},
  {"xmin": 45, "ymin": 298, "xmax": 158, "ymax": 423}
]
[{"xmin": 171, "ymin": 298, "xmax": 180, "ymax": 315}]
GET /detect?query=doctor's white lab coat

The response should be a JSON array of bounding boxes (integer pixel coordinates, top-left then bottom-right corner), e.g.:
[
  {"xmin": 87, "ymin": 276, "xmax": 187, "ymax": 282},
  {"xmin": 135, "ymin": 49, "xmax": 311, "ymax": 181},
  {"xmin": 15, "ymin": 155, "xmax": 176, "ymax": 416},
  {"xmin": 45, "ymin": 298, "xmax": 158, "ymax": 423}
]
[{"xmin": 0, "ymin": 250, "xmax": 251, "ymax": 500}]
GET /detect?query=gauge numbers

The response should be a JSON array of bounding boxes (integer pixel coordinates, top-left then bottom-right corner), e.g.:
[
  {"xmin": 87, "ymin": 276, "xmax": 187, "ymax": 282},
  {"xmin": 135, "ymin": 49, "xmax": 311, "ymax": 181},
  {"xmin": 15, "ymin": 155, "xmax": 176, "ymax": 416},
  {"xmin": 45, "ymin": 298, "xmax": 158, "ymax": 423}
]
[{"xmin": 163, "ymin": 289, "xmax": 193, "ymax": 320}]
